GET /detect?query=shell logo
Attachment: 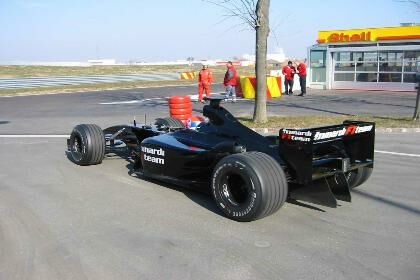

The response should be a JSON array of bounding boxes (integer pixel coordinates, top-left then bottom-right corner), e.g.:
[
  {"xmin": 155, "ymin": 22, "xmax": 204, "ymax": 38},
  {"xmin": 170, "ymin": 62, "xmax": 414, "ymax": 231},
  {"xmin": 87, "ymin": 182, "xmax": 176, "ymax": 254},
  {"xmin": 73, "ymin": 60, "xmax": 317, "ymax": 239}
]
[
  {"xmin": 327, "ymin": 32, "xmax": 371, "ymax": 43},
  {"xmin": 317, "ymin": 25, "xmax": 420, "ymax": 44}
]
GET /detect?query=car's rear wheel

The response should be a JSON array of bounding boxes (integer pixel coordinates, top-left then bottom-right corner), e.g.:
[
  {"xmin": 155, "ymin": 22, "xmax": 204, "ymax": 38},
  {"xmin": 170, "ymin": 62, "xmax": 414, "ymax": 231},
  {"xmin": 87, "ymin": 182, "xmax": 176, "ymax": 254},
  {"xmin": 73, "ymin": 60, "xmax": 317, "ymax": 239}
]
[
  {"xmin": 211, "ymin": 152, "xmax": 288, "ymax": 222},
  {"xmin": 155, "ymin": 117, "xmax": 184, "ymax": 129},
  {"xmin": 69, "ymin": 124, "xmax": 105, "ymax": 166},
  {"xmin": 346, "ymin": 167, "xmax": 373, "ymax": 189}
]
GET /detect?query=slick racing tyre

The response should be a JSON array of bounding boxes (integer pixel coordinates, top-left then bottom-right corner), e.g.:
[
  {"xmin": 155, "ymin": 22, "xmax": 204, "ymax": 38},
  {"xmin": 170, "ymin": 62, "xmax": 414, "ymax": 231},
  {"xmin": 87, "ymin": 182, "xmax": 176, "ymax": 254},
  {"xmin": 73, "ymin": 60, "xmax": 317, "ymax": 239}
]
[
  {"xmin": 154, "ymin": 117, "xmax": 184, "ymax": 129},
  {"xmin": 169, "ymin": 108, "xmax": 193, "ymax": 115},
  {"xmin": 346, "ymin": 167, "xmax": 373, "ymax": 189},
  {"xmin": 69, "ymin": 124, "xmax": 105, "ymax": 166},
  {"xmin": 169, "ymin": 96, "xmax": 191, "ymax": 104},
  {"xmin": 211, "ymin": 152, "xmax": 288, "ymax": 222},
  {"xmin": 169, "ymin": 103, "xmax": 193, "ymax": 110}
]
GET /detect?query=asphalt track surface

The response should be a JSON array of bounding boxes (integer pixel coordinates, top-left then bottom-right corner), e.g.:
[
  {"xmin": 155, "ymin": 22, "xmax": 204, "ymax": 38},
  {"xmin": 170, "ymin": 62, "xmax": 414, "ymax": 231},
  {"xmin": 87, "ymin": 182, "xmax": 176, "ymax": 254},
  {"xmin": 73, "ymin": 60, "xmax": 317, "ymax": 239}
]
[
  {"xmin": 1, "ymin": 85, "xmax": 419, "ymax": 279},
  {"xmin": 0, "ymin": 84, "xmax": 416, "ymax": 134}
]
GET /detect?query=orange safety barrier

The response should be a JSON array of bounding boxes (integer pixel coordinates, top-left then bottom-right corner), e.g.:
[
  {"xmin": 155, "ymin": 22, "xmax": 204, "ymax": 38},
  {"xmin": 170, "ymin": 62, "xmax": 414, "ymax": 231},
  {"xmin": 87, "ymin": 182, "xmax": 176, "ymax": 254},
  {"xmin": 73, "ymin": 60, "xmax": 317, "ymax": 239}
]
[
  {"xmin": 180, "ymin": 72, "xmax": 197, "ymax": 80},
  {"xmin": 240, "ymin": 76, "xmax": 282, "ymax": 99}
]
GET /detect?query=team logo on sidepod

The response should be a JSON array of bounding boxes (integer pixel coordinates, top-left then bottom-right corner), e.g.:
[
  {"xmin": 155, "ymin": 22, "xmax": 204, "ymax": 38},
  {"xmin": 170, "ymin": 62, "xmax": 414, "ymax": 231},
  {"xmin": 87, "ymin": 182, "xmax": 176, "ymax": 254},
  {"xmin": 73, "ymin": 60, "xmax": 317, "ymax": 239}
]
[{"xmin": 142, "ymin": 146, "xmax": 165, "ymax": 164}]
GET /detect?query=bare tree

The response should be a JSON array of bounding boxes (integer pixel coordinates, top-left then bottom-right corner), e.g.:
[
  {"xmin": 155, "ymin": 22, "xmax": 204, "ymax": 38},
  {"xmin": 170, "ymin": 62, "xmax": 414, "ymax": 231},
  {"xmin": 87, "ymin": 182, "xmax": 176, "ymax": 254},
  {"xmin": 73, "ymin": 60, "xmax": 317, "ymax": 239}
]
[
  {"xmin": 414, "ymin": 66, "xmax": 419, "ymax": 120},
  {"xmin": 205, "ymin": 0, "xmax": 270, "ymax": 123},
  {"xmin": 396, "ymin": 0, "xmax": 420, "ymax": 120},
  {"xmin": 406, "ymin": 0, "xmax": 420, "ymax": 120},
  {"xmin": 395, "ymin": 0, "xmax": 420, "ymax": 11},
  {"xmin": 388, "ymin": 1, "xmax": 420, "ymax": 120}
]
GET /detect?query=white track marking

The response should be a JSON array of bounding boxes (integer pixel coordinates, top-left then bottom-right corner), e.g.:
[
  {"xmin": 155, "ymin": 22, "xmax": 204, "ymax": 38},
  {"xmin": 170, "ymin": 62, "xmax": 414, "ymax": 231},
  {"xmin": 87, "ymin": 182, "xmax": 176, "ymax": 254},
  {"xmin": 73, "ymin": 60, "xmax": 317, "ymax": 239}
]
[
  {"xmin": 374, "ymin": 150, "xmax": 420, "ymax": 158},
  {"xmin": 99, "ymin": 97, "xmax": 164, "ymax": 105},
  {"xmin": 100, "ymin": 100, "xmax": 143, "ymax": 105},
  {"xmin": 99, "ymin": 92, "xmax": 247, "ymax": 105},
  {"xmin": 0, "ymin": 135, "xmax": 69, "ymax": 138},
  {"xmin": 188, "ymin": 91, "xmax": 225, "ymax": 101}
]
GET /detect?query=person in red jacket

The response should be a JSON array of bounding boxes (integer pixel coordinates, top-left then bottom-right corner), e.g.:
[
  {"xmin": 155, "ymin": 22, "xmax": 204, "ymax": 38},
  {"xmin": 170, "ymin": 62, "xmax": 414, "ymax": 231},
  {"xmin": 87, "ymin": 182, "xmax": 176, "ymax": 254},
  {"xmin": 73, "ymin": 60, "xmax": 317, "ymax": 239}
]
[
  {"xmin": 282, "ymin": 61, "xmax": 296, "ymax": 95},
  {"xmin": 296, "ymin": 61, "xmax": 307, "ymax": 96},
  {"xmin": 223, "ymin": 61, "xmax": 238, "ymax": 102},
  {"xmin": 198, "ymin": 64, "xmax": 213, "ymax": 103}
]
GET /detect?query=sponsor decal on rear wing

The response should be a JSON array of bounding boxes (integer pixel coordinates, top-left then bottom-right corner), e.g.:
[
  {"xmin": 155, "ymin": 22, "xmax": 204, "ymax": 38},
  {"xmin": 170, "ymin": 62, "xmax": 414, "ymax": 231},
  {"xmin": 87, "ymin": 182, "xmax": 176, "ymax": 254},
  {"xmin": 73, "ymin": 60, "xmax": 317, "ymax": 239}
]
[
  {"xmin": 280, "ymin": 122, "xmax": 374, "ymax": 142},
  {"xmin": 279, "ymin": 121, "xmax": 375, "ymax": 185}
]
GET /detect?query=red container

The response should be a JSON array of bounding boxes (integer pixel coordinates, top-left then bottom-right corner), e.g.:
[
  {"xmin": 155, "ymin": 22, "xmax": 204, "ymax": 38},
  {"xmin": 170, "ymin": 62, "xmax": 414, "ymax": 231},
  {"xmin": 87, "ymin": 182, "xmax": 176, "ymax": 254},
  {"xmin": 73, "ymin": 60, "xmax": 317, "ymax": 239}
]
[
  {"xmin": 169, "ymin": 103, "xmax": 193, "ymax": 110},
  {"xmin": 170, "ymin": 108, "xmax": 193, "ymax": 115},
  {"xmin": 169, "ymin": 96, "xmax": 191, "ymax": 104},
  {"xmin": 169, "ymin": 96, "xmax": 193, "ymax": 121}
]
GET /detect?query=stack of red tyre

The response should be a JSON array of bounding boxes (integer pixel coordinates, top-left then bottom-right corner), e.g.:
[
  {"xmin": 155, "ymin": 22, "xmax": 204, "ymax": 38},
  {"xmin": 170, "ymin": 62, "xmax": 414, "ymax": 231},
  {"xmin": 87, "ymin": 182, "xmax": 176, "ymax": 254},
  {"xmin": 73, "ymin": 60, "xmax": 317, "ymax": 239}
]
[{"xmin": 169, "ymin": 96, "xmax": 192, "ymax": 124}]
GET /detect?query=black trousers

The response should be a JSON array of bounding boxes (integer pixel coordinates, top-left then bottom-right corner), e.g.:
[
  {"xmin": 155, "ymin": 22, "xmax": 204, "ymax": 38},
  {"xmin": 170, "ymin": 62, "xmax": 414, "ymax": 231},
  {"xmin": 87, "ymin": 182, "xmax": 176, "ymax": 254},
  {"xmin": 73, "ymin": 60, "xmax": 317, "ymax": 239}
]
[
  {"xmin": 284, "ymin": 79, "xmax": 294, "ymax": 94},
  {"xmin": 299, "ymin": 75, "xmax": 307, "ymax": 94}
]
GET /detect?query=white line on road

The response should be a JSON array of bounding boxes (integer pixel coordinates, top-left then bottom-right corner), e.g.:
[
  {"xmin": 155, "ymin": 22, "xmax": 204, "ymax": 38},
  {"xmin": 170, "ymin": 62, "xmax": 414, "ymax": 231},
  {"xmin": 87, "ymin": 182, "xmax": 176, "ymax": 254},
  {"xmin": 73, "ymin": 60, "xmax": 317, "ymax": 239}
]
[
  {"xmin": 0, "ymin": 135, "xmax": 69, "ymax": 138},
  {"xmin": 98, "ymin": 92, "xmax": 246, "ymax": 105},
  {"xmin": 100, "ymin": 100, "xmax": 144, "ymax": 105},
  {"xmin": 99, "ymin": 97, "xmax": 164, "ymax": 105},
  {"xmin": 374, "ymin": 150, "xmax": 420, "ymax": 158}
]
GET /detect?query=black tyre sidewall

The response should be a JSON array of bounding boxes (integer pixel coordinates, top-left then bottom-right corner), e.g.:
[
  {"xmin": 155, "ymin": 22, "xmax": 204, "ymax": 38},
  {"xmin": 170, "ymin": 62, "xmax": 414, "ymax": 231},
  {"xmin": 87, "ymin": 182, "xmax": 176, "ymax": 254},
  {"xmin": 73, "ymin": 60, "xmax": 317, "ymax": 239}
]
[
  {"xmin": 212, "ymin": 156, "xmax": 264, "ymax": 221},
  {"xmin": 347, "ymin": 167, "xmax": 373, "ymax": 189},
  {"xmin": 155, "ymin": 117, "xmax": 184, "ymax": 128},
  {"xmin": 69, "ymin": 124, "xmax": 104, "ymax": 166},
  {"xmin": 169, "ymin": 117, "xmax": 184, "ymax": 127},
  {"xmin": 354, "ymin": 167, "xmax": 373, "ymax": 188},
  {"xmin": 70, "ymin": 125, "xmax": 92, "ymax": 165}
]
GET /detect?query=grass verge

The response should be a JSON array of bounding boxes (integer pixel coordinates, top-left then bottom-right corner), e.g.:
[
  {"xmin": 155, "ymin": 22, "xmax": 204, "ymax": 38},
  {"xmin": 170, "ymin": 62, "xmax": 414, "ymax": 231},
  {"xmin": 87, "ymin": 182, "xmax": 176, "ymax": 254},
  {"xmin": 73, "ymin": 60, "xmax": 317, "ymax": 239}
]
[
  {"xmin": 0, "ymin": 65, "xmax": 255, "ymax": 78},
  {"xmin": 238, "ymin": 115, "xmax": 420, "ymax": 129},
  {"xmin": 0, "ymin": 65, "xmax": 255, "ymax": 96}
]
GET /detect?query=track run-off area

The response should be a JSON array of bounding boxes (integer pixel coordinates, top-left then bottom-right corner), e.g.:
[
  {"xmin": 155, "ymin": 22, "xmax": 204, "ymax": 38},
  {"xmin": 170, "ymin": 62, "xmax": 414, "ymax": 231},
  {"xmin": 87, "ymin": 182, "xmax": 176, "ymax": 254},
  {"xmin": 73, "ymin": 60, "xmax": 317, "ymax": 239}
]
[{"xmin": 1, "ymin": 85, "xmax": 419, "ymax": 279}]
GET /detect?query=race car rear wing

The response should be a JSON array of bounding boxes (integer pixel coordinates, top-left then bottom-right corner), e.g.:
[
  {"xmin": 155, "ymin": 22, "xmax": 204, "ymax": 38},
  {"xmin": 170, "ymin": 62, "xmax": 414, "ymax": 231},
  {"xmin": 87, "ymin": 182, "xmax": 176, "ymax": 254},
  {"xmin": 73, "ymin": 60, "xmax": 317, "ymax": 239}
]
[{"xmin": 279, "ymin": 121, "xmax": 375, "ymax": 185}]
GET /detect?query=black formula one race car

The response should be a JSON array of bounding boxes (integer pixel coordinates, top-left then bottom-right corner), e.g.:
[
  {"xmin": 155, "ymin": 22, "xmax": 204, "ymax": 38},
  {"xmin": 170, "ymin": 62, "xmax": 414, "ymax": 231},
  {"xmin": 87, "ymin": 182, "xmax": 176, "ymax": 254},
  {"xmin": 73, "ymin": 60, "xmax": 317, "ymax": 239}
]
[{"xmin": 67, "ymin": 96, "xmax": 375, "ymax": 221}]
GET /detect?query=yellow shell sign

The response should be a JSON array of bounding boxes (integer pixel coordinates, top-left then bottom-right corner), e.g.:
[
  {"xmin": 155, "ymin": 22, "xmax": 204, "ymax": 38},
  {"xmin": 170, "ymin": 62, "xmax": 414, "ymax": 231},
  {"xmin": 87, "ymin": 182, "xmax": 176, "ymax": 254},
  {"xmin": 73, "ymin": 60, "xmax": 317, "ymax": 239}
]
[{"xmin": 317, "ymin": 25, "xmax": 420, "ymax": 44}]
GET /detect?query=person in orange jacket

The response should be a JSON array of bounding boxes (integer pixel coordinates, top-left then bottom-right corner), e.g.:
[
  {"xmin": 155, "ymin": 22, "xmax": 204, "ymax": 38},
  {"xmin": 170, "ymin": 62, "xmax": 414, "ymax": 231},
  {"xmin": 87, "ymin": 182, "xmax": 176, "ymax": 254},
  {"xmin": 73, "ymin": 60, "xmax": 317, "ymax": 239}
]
[{"xmin": 198, "ymin": 64, "xmax": 213, "ymax": 103}]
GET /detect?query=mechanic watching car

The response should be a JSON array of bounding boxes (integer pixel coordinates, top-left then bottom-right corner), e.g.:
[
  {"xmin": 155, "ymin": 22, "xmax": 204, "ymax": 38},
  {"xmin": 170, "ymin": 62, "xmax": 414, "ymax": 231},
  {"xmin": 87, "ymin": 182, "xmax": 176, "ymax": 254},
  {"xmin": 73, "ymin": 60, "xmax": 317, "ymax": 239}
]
[
  {"xmin": 296, "ymin": 60, "xmax": 307, "ymax": 96},
  {"xmin": 282, "ymin": 61, "xmax": 296, "ymax": 95},
  {"xmin": 198, "ymin": 64, "xmax": 213, "ymax": 103},
  {"xmin": 223, "ymin": 61, "xmax": 238, "ymax": 102}
]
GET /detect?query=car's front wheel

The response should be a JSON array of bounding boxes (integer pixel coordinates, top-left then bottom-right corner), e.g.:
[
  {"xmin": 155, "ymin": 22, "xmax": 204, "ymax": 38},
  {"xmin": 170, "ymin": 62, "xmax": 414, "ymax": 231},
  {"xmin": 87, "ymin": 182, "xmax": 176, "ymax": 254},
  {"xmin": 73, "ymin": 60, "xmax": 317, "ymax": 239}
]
[
  {"xmin": 211, "ymin": 152, "xmax": 288, "ymax": 222},
  {"xmin": 69, "ymin": 124, "xmax": 105, "ymax": 166}
]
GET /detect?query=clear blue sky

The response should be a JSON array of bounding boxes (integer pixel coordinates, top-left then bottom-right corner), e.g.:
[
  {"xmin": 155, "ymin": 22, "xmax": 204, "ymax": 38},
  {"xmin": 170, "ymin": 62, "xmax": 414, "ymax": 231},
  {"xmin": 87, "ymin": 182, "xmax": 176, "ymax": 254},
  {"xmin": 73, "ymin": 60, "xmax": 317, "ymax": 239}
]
[{"xmin": 0, "ymin": 0, "xmax": 418, "ymax": 62}]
